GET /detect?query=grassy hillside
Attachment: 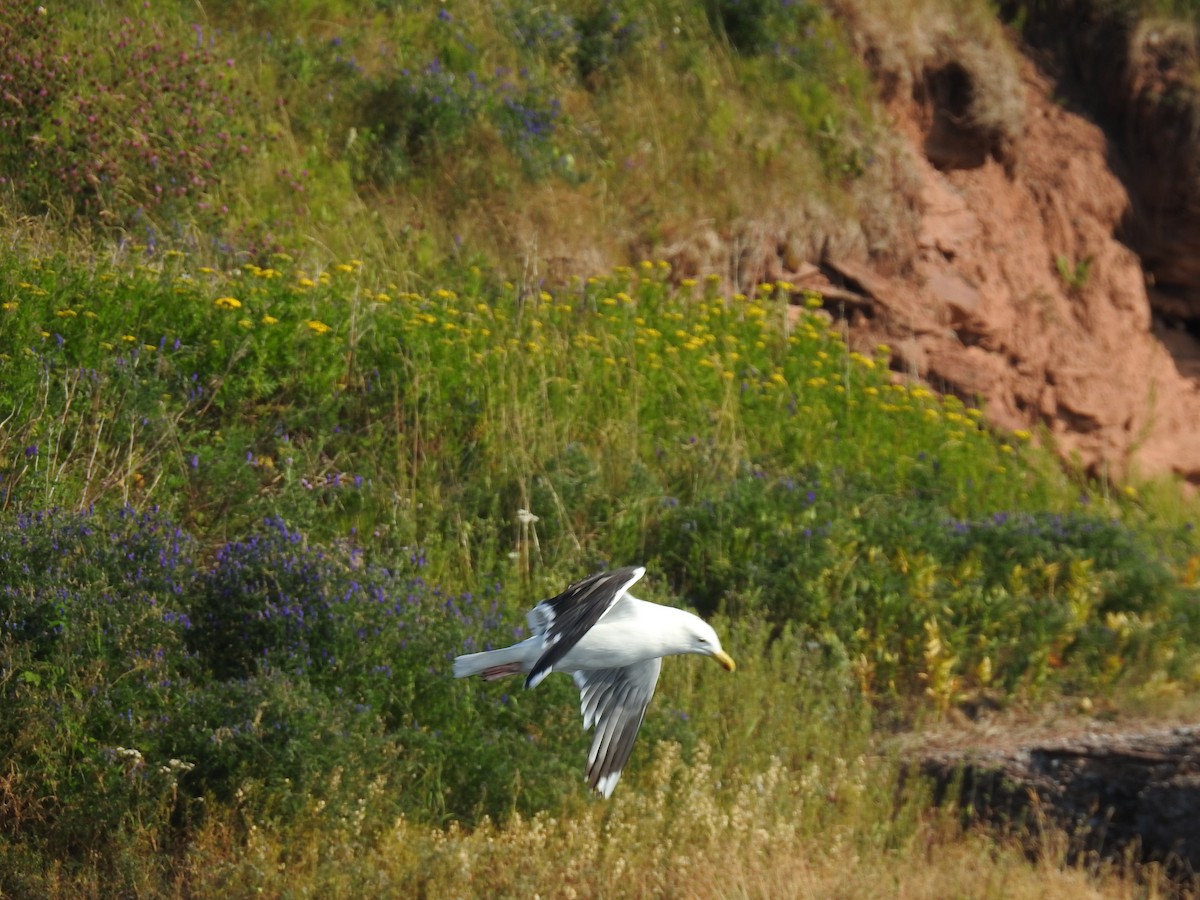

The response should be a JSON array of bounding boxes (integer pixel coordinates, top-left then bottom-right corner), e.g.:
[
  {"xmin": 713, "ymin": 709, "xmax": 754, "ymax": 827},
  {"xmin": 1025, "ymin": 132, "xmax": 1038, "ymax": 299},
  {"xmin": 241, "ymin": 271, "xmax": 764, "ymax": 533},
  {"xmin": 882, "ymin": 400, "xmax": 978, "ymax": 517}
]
[
  {"xmin": 2, "ymin": 0, "xmax": 1199, "ymax": 895},
  {"xmin": 0, "ymin": 0, "xmax": 915, "ymax": 275},
  {"xmin": 3, "ymin": 252, "xmax": 1198, "ymax": 894}
]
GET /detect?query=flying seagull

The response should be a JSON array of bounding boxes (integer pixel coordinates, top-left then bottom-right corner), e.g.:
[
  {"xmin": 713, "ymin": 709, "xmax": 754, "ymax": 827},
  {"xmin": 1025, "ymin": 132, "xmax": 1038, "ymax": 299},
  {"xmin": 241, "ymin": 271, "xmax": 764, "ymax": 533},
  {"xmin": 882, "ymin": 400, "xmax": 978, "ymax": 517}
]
[{"xmin": 453, "ymin": 565, "xmax": 735, "ymax": 798}]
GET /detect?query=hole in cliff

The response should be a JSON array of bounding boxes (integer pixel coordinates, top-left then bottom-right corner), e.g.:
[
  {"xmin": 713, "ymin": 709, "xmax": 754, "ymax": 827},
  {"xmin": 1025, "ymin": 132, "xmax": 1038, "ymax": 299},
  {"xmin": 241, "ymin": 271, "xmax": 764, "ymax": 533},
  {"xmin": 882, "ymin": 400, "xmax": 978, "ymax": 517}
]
[
  {"xmin": 919, "ymin": 62, "xmax": 992, "ymax": 171},
  {"xmin": 1152, "ymin": 311, "xmax": 1200, "ymax": 382}
]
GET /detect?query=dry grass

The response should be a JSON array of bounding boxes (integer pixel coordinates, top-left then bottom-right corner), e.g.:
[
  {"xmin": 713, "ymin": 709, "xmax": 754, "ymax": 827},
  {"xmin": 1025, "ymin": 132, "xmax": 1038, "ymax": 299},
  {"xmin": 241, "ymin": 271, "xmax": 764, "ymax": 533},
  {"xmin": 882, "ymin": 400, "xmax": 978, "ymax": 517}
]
[
  {"xmin": 131, "ymin": 744, "xmax": 1161, "ymax": 899},
  {"xmin": 831, "ymin": 0, "xmax": 1026, "ymax": 164}
]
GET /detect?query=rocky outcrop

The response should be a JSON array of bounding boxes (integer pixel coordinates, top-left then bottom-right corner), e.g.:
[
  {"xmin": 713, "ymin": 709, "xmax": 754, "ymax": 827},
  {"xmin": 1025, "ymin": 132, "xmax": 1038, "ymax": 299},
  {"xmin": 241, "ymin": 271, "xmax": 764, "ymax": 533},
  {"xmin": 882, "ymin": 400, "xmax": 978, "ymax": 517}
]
[
  {"xmin": 919, "ymin": 724, "xmax": 1200, "ymax": 886},
  {"xmin": 661, "ymin": 22, "xmax": 1200, "ymax": 486},
  {"xmin": 1004, "ymin": 0, "xmax": 1200, "ymax": 321},
  {"xmin": 852, "ymin": 58, "xmax": 1200, "ymax": 485},
  {"xmin": 737, "ymin": 59, "xmax": 1200, "ymax": 485}
]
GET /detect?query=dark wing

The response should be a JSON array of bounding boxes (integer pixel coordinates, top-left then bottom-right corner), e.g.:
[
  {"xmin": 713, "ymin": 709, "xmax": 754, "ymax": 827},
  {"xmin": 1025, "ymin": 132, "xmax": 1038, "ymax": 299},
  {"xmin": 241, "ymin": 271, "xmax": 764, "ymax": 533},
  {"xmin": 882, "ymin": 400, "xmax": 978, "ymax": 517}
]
[
  {"xmin": 573, "ymin": 658, "xmax": 662, "ymax": 798},
  {"xmin": 524, "ymin": 565, "xmax": 645, "ymax": 689}
]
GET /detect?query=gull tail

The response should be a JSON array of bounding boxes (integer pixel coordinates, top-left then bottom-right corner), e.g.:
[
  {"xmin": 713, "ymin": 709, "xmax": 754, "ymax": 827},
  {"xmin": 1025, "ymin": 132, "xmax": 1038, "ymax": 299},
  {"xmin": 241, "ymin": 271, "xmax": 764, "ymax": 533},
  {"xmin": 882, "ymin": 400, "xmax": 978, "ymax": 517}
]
[{"xmin": 453, "ymin": 642, "xmax": 533, "ymax": 681}]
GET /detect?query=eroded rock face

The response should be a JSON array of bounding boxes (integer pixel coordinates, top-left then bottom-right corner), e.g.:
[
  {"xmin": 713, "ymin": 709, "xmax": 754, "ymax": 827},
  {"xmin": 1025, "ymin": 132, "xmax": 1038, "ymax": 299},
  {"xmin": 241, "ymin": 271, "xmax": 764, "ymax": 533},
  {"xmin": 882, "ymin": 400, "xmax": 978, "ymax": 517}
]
[
  {"xmin": 1010, "ymin": 0, "xmax": 1200, "ymax": 322},
  {"xmin": 874, "ymin": 60, "xmax": 1200, "ymax": 484},
  {"xmin": 658, "ymin": 49, "xmax": 1200, "ymax": 485},
  {"xmin": 743, "ymin": 59, "xmax": 1200, "ymax": 486}
]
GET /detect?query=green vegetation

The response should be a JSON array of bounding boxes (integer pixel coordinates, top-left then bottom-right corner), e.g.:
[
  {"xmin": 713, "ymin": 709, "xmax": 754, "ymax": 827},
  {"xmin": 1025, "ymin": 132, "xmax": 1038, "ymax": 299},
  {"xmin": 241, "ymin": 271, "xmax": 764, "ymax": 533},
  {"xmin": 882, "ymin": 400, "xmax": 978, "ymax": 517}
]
[
  {"xmin": 1, "ymin": 0, "xmax": 1199, "ymax": 896},
  {"xmin": 0, "ymin": 0, "xmax": 884, "ymax": 271},
  {"xmin": 3, "ymin": 254, "xmax": 1198, "ymax": 894},
  {"xmin": 1056, "ymin": 254, "xmax": 1094, "ymax": 293}
]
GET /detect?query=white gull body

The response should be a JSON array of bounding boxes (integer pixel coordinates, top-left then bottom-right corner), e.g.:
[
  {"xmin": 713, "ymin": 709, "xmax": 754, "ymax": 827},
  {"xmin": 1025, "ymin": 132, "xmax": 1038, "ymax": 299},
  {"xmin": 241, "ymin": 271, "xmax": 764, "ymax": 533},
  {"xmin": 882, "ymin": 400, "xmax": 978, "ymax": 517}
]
[{"xmin": 453, "ymin": 565, "xmax": 735, "ymax": 798}]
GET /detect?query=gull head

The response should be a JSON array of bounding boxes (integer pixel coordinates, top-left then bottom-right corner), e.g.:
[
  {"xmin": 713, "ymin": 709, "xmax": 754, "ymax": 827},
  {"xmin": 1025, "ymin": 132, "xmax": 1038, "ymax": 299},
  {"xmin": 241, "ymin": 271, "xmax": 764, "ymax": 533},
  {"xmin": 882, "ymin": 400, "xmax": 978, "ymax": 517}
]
[{"xmin": 689, "ymin": 619, "xmax": 736, "ymax": 672}]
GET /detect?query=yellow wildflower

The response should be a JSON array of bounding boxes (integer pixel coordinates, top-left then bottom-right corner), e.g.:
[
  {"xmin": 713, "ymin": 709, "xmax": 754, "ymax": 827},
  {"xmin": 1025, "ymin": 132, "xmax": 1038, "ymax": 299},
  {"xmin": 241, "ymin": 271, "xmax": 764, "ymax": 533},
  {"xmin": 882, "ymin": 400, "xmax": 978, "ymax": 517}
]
[
  {"xmin": 238, "ymin": 319, "xmax": 253, "ymax": 329},
  {"xmin": 262, "ymin": 315, "xmax": 279, "ymax": 325},
  {"xmin": 304, "ymin": 319, "xmax": 332, "ymax": 335},
  {"xmin": 122, "ymin": 334, "xmax": 137, "ymax": 343},
  {"xmin": 297, "ymin": 278, "xmax": 316, "ymax": 289},
  {"xmin": 214, "ymin": 296, "xmax": 241, "ymax": 310}
]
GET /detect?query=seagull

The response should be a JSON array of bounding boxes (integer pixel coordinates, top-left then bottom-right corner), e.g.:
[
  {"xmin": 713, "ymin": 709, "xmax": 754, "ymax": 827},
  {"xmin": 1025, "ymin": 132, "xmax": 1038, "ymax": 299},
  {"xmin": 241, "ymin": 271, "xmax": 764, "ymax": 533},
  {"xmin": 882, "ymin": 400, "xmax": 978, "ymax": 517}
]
[{"xmin": 453, "ymin": 565, "xmax": 735, "ymax": 798}]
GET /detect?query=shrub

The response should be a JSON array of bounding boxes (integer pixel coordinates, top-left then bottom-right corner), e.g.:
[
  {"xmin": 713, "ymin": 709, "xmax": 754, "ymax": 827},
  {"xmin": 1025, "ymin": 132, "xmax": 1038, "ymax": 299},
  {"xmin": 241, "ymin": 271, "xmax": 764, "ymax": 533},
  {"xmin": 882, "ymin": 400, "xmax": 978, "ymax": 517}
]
[
  {"xmin": 351, "ymin": 56, "xmax": 567, "ymax": 186},
  {"xmin": 0, "ymin": 503, "xmax": 593, "ymax": 887},
  {"xmin": 0, "ymin": 505, "xmax": 197, "ymax": 872},
  {"xmin": 650, "ymin": 470, "xmax": 1197, "ymax": 699}
]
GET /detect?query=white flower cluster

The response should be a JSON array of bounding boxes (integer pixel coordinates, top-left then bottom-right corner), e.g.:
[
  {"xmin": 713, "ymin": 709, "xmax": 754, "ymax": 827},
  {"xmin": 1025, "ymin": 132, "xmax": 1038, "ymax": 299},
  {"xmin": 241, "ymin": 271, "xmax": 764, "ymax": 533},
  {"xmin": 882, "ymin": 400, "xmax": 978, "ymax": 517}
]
[
  {"xmin": 160, "ymin": 758, "xmax": 196, "ymax": 776},
  {"xmin": 112, "ymin": 747, "xmax": 194, "ymax": 779},
  {"xmin": 115, "ymin": 746, "xmax": 144, "ymax": 766}
]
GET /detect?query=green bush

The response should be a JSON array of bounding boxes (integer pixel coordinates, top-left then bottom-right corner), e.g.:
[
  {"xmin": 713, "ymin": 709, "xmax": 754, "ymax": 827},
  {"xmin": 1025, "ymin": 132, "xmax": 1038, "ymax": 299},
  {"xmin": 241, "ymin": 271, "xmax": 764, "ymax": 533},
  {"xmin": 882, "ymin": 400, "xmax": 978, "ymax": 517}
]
[
  {"xmin": 0, "ymin": 504, "xmax": 594, "ymax": 887},
  {"xmin": 651, "ymin": 473, "xmax": 1197, "ymax": 699}
]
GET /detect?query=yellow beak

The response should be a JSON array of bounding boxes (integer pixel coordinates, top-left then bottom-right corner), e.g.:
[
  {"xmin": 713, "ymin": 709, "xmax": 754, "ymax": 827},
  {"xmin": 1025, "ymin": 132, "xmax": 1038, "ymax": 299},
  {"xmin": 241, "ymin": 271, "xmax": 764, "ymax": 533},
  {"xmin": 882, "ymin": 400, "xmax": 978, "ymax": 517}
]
[{"xmin": 712, "ymin": 649, "xmax": 736, "ymax": 672}]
